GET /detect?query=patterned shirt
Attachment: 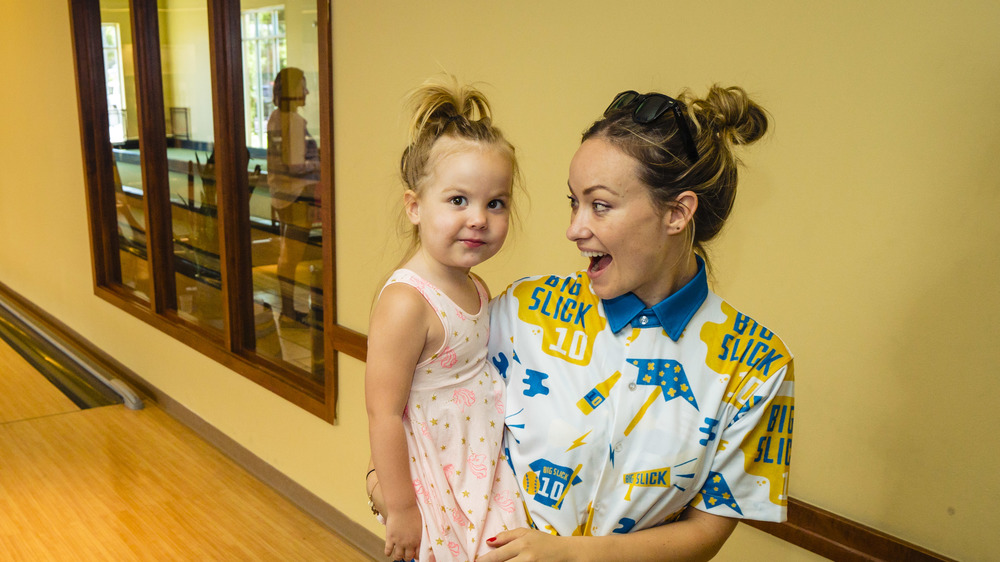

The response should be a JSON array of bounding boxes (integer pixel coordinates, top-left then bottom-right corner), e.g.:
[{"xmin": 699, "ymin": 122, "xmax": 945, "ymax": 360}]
[{"xmin": 489, "ymin": 258, "xmax": 794, "ymax": 536}]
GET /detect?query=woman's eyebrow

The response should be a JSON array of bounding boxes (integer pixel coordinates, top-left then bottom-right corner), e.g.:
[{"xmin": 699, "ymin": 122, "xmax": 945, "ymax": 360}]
[
  {"xmin": 567, "ymin": 183, "xmax": 620, "ymax": 197},
  {"xmin": 584, "ymin": 185, "xmax": 620, "ymax": 197}
]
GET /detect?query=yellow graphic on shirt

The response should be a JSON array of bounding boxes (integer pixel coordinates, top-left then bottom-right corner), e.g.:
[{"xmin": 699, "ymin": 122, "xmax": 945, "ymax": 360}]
[
  {"xmin": 622, "ymin": 468, "xmax": 672, "ymax": 500},
  {"xmin": 576, "ymin": 371, "xmax": 622, "ymax": 414},
  {"xmin": 700, "ymin": 302, "xmax": 792, "ymax": 410},
  {"xmin": 739, "ymin": 389, "xmax": 794, "ymax": 507},
  {"xmin": 514, "ymin": 274, "xmax": 606, "ymax": 366}
]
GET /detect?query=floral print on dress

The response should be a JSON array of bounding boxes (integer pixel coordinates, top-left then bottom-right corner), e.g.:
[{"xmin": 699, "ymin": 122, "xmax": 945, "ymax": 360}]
[
  {"xmin": 452, "ymin": 388, "xmax": 476, "ymax": 411},
  {"xmin": 439, "ymin": 345, "xmax": 458, "ymax": 368}
]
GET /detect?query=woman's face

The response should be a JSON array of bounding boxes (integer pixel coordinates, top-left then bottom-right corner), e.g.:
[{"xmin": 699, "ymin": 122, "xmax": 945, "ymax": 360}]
[{"xmin": 566, "ymin": 137, "xmax": 682, "ymax": 306}]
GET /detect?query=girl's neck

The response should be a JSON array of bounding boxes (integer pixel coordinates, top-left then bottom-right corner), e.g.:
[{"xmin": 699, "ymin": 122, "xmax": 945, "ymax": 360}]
[{"xmin": 403, "ymin": 249, "xmax": 480, "ymax": 310}]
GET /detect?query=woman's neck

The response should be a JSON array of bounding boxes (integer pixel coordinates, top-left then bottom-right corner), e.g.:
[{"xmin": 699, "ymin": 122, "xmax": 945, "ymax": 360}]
[{"xmin": 635, "ymin": 251, "xmax": 699, "ymax": 308}]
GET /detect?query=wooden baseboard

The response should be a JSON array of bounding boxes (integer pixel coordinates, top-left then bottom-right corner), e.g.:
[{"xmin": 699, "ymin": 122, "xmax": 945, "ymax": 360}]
[{"xmin": 0, "ymin": 280, "xmax": 956, "ymax": 561}]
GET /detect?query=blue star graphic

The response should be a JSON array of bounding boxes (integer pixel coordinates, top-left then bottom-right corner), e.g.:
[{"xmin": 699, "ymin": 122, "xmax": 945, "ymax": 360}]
[{"xmin": 628, "ymin": 359, "xmax": 698, "ymax": 410}]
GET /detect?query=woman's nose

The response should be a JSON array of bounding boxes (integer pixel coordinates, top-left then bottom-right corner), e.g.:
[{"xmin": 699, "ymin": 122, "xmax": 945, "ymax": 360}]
[{"xmin": 566, "ymin": 210, "xmax": 589, "ymax": 241}]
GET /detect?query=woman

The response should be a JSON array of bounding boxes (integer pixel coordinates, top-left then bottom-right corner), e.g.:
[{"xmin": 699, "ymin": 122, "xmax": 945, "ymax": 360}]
[
  {"xmin": 371, "ymin": 85, "xmax": 794, "ymax": 561},
  {"xmin": 267, "ymin": 67, "xmax": 320, "ymax": 325}
]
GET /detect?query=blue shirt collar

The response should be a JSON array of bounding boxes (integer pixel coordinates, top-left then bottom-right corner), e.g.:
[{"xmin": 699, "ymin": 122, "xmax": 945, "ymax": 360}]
[{"xmin": 602, "ymin": 255, "xmax": 709, "ymax": 341}]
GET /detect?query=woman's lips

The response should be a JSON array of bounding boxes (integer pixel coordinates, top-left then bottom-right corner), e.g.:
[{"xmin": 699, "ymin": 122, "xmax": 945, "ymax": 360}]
[{"xmin": 581, "ymin": 250, "xmax": 612, "ymax": 274}]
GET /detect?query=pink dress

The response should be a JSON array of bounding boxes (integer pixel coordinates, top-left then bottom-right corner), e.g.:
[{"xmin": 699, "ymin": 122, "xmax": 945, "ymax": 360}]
[{"xmin": 383, "ymin": 269, "xmax": 528, "ymax": 562}]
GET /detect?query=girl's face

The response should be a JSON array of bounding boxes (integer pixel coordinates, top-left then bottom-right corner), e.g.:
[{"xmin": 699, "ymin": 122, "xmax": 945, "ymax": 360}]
[
  {"xmin": 566, "ymin": 137, "xmax": 686, "ymax": 306},
  {"xmin": 406, "ymin": 139, "xmax": 512, "ymax": 273}
]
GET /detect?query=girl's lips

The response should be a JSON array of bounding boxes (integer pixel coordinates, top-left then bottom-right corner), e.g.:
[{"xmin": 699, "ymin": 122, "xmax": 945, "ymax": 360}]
[{"xmin": 461, "ymin": 239, "xmax": 486, "ymax": 247}]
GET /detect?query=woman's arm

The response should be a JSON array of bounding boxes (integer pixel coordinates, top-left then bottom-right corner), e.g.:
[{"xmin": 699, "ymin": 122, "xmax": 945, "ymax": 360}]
[
  {"xmin": 365, "ymin": 284, "xmax": 432, "ymax": 561},
  {"xmin": 477, "ymin": 508, "xmax": 737, "ymax": 562}
]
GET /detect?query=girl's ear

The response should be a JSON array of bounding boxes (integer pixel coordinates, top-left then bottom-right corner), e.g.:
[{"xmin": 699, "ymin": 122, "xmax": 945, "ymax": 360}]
[
  {"xmin": 664, "ymin": 190, "xmax": 698, "ymax": 235},
  {"xmin": 403, "ymin": 190, "xmax": 421, "ymax": 226}
]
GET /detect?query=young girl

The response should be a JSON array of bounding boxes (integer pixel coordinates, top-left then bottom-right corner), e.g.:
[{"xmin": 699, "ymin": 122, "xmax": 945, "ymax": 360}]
[{"xmin": 365, "ymin": 79, "xmax": 528, "ymax": 562}]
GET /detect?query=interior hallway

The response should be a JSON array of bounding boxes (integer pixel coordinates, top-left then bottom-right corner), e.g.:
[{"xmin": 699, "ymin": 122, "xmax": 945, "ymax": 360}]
[{"xmin": 0, "ymin": 337, "xmax": 374, "ymax": 560}]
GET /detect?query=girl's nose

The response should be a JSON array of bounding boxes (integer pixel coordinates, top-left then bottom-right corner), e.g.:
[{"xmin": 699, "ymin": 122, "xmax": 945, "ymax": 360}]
[{"xmin": 468, "ymin": 208, "xmax": 487, "ymax": 229}]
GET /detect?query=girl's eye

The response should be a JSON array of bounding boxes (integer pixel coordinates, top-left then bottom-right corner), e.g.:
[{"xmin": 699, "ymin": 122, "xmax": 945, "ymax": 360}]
[
  {"xmin": 487, "ymin": 199, "xmax": 506, "ymax": 210},
  {"xmin": 449, "ymin": 196, "xmax": 468, "ymax": 206}
]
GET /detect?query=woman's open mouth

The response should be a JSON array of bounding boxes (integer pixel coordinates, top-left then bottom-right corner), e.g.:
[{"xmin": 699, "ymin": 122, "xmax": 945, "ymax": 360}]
[{"xmin": 582, "ymin": 250, "xmax": 612, "ymax": 274}]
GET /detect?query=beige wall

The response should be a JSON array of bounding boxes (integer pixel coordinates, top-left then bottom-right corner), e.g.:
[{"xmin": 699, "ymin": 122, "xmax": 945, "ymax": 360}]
[{"xmin": 2, "ymin": 1, "xmax": 998, "ymax": 560}]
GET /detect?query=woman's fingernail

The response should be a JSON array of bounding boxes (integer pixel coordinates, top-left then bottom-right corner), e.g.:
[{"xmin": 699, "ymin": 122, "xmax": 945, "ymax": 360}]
[{"xmin": 487, "ymin": 537, "xmax": 497, "ymax": 543}]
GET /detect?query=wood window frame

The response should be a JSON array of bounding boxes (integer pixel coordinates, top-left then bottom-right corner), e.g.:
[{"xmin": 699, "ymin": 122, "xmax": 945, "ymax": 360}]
[{"xmin": 68, "ymin": 0, "xmax": 365, "ymax": 422}]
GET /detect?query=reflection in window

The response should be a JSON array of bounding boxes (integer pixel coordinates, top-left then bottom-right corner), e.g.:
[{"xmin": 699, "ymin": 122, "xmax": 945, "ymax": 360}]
[
  {"xmin": 243, "ymin": 7, "xmax": 286, "ymax": 150},
  {"xmin": 246, "ymin": 0, "xmax": 324, "ymax": 380},
  {"xmin": 102, "ymin": 22, "xmax": 127, "ymax": 143},
  {"xmin": 158, "ymin": 2, "xmax": 224, "ymax": 333},
  {"xmin": 102, "ymin": 1, "xmax": 149, "ymax": 302}
]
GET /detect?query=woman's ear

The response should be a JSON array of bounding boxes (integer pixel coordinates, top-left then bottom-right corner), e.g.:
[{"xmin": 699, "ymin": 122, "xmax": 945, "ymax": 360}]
[
  {"xmin": 403, "ymin": 190, "xmax": 421, "ymax": 226},
  {"xmin": 665, "ymin": 191, "xmax": 698, "ymax": 234}
]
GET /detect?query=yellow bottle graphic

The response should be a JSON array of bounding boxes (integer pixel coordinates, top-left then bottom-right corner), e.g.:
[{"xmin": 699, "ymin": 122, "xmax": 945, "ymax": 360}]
[{"xmin": 577, "ymin": 371, "xmax": 622, "ymax": 415}]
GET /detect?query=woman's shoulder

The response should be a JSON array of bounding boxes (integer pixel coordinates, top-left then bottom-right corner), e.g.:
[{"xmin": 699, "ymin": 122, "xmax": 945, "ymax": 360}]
[{"xmin": 696, "ymin": 293, "xmax": 794, "ymax": 374}]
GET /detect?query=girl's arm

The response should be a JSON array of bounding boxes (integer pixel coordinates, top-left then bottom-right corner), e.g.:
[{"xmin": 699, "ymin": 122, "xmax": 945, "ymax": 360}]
[
  {"xmin": 365, "ymin": 284, "xmax": 433, "ymax": 561},
  {"xmin": 478, "ymin": 508, "xmax": 737, "ymax": 562}
]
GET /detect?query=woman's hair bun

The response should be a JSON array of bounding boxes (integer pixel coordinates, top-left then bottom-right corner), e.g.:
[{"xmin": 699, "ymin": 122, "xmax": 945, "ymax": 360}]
[{"xmin": 694, "ymin": 85, "xmax": 769, "ymax": 148}]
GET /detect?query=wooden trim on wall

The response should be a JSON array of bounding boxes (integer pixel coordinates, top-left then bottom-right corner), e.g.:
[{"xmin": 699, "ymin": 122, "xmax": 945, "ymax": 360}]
[
  {"xmin": 316, "ymin": 0, "xmax": 340, "ymax": 426},
  {"xmin": 745, "ymin": 499, "xmax": 955, "ymax": 562},
  {"xmin": 130, "ymin": 0, "xmax": 175, "ymax": 315},
  {"xmin": 67, "ymin": 0, "xmax": 119, "ymax": 289},
  {"xmin": 207, "ymin": 0, "xmax": 254, "ymax": 354}
]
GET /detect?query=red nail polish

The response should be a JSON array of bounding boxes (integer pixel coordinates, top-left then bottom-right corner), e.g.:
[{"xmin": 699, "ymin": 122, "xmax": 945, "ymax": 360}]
[{"xmin": 487, "ymin": 537, "xmax": 497, "ymax": 543}]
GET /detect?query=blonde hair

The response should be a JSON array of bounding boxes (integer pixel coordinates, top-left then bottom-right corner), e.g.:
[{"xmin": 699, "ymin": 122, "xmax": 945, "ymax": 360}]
[{"xmin": 395, "ymin": 76, "xmax": 522, "ymax": 267}]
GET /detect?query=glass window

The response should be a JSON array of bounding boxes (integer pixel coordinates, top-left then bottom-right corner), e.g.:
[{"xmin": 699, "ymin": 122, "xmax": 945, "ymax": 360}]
[
  {"xmin": 245, "ymin": 1, "xmax": 324, "ymax": 380},
  {"xmin": 102, "ymin": 23, "xmax": 127, "ymax": 143},
  {"xmin": 157, "ymin": 1, "xmax": 223, "ymax": 334},
  {"xmin": 72, "ymin": 0, "xmax": 346, "ymax": 421},
  {"xmin": 101, "ymin": 1, "xmax": 149, "ymax": 302},
  {"xmin": 242, "ymin": 7, "xmax": 286, "ymax": 150}
]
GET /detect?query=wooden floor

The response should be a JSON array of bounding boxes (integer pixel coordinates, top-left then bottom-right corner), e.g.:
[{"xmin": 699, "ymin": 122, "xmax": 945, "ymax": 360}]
[{"xmin": 0, "ymin": 339, "xmax": 373, "ymax": 561}]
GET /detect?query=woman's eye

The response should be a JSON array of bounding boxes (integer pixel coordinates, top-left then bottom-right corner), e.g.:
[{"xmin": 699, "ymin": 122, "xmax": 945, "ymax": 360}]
[
  {"xmin": 449, "ymin": 196, "xmax": 467, "ymax": 206},
  {"xmin": 593, "ymin": 202, "xmax": 610, "ymax": 212},
  {"xmin": 567, "ymin": 195, "xmax": 578, "ymax": 209}
]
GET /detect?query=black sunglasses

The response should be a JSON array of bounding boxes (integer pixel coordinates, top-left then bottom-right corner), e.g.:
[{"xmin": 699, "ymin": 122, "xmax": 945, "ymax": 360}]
[{"xmin": 605, "ymin": 90, "xmax": 699, "ymax": 162}]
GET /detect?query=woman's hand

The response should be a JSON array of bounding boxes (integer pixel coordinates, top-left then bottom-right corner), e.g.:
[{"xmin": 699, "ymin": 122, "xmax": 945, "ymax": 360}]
[
  {"xmin": 384, "ymin": 505, "xmax": 422, "ymax": 561},
  {"xmin": 477, "ymin": 528, "xmax": 578, "ymax": 562},
  {"xmin": 478, "ymin": 509, "xmax": 737, "ymax": 562}
]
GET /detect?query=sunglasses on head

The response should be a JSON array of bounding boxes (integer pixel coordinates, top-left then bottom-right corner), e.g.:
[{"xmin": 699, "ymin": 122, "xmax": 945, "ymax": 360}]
[{"xmin": 605, "ymin": 90, "xmax": 699, "ymax": 162}]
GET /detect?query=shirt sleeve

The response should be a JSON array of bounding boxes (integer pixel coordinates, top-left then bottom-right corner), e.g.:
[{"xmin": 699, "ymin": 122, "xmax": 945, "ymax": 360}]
[
  {"xmin": 488, "ymin": 282, "xmax": 519, "ymax": 386},
  {"xmin": 694, "ymin": 359, "xmax": 795, "ymax": 522}
]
